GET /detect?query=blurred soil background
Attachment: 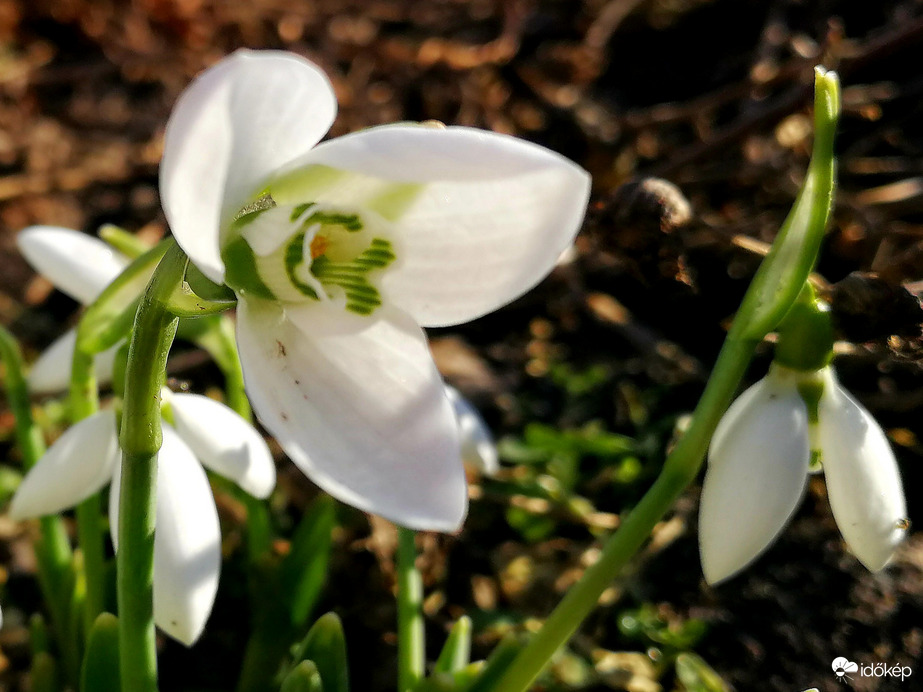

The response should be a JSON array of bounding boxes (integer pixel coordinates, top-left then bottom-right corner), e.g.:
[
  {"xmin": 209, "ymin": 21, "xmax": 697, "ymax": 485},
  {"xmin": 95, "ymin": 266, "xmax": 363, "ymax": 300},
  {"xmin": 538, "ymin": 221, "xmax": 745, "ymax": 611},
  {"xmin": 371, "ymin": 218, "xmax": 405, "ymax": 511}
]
[{"xmin": 0, "ymin": 1, "xmax": 922, "ymax": 691}]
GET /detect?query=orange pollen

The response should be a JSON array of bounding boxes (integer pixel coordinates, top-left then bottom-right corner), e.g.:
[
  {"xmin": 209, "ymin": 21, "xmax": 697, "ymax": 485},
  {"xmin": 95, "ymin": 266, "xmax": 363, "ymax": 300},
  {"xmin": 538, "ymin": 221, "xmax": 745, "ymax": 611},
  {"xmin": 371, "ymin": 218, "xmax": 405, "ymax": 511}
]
[{"xmin": 309, "ymin": 234, "xmax": 328, "ymax": 259}]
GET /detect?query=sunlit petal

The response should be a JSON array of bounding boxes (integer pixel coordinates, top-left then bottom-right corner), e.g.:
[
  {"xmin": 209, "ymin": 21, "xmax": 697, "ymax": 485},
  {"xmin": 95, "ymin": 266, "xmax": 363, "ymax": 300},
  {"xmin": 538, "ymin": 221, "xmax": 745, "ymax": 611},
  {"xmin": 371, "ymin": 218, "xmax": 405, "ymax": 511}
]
[
  {"xmin": 10, "ymin": 411, "xmax": 119, "ymax": 519},
  {"xmin": 445, "ymin": 385, "xmax": 498, "ymax": 476},
  {"xmin": 160, "ymin": 50, "xmax": 337, "ymax": 283},
  {"xmin": 28, "ymin": 330, "xmax": 121, "ymax": 394},
  {"xmin": 235, "ymin": 298, "xmax": 467, "ymax": 531},
  {"xmin": 699, "ymin": 371, "xmax": 811, "ymax": 584},
  {"xmin": 18, "ymin": 226, "xmax": 129, "ymax": 304},
  {"xmin": 110, "ymin": 425, "xmax": 221, "ymax": 645},
  {"xmin": 169, "ymin": 392, "xmax": 276, "ymax": 499},
  {"xmin": 818, "ymin": 372, "xmax": 908, "ymax": 571},
  {"xmin": 271, "ymin": 125, "xmax": 590, "ymax": 327}
]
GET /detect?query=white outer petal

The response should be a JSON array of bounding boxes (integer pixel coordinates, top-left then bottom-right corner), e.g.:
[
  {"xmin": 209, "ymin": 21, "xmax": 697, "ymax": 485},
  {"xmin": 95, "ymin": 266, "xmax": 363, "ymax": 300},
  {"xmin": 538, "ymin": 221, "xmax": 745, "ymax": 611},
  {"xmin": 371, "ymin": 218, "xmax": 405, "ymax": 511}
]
[
  {"xmin": 17, "ymin": 226, "xmax": 129, "ymax": 304},
  {"xmin": 10, "ymin": 411, "xmax": 119, "ymax": 518},
  {"xmin": 272, "ymin": 125, "xmax": 591, "ymax": 327},
  {"xmin": 699, "ymin": 373, "xmax": 811, "ymax": 584},
  {"xmin": 818, "ymin": 371, "xmax": 908, "ymax": 571},
  {"xmin": 445, "ymin": 385, "xmax": 498, "ymax": 476},
  {"xmin": 160, "ymin": 50, "xmax": 337, "ymax": 283},
  {"xmin": 28, "ymin": 330, "xmax": 121, "ymax": 394},
  {"xmin": 110, "ymin": 425, "xmax": 221, "ymax": 646},
  {"xmin": 236, "ymin": 298, "xmax": 467, "ymax": 531},
  {"xmin": 169, "ymin": 392, "xmax": 276, "ymax": 499}
]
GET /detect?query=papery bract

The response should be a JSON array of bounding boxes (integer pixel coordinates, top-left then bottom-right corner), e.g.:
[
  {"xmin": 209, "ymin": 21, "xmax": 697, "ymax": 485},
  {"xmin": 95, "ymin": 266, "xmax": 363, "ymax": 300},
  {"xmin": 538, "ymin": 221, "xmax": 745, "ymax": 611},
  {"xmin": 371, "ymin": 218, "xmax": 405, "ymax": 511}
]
[{"xmin": 160, "ymin": 49, "xmax": 591, "ymax": 531}]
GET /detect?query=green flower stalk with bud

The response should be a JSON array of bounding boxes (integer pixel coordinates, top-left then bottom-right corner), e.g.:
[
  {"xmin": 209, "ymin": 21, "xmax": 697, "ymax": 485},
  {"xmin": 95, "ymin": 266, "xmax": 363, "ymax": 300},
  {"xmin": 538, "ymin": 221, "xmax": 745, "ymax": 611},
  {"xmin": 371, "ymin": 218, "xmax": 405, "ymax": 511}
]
[{"xmin": 482, "ymin": 67, "xmax": 842, "ymax": 692}]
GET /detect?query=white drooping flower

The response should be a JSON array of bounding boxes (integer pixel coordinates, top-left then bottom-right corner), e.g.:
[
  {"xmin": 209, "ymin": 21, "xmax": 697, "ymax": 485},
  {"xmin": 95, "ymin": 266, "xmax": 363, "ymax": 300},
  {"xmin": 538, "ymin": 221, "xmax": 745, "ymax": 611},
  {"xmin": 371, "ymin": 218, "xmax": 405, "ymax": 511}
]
[
  {"xmin": 17, "ymin": 226, "xmax": 130, "ymax": 393},
  {"xmin": 699, "ymin": 363, "xmax": 908, "ymax": 584},
  {"xmin": 159, "ymin": 49, "xmax": 590, "ymax": 531},
  {"xmin": 445, "ymin": 385, "xmax": 498, "ymax": 476},
  {"xmin": 10, "ymin": 391, "xmax": 275, "ymax": 645}
]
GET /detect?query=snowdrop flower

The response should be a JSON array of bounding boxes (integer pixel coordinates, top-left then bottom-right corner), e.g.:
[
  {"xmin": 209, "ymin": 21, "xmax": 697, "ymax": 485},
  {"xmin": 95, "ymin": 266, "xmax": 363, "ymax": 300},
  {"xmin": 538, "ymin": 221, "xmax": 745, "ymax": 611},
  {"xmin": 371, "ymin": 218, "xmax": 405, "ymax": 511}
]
[
  {"xmin": 160, "ymin": 50, "xmax": 590, "ymax": 531},
  {"xmin": 445, "ymin": 385, "xmax": 498, "ymax": 476},
  {"xmin": 18, "ymin": 226, "xmax": 129, "ymax": 393},
  {"xmin": 699, "ymin": 362, "xmax": 908, "ymax": 584},
  {"xmin": 10, "ymin": 392, "xmax": 275, "ymax": 645}
]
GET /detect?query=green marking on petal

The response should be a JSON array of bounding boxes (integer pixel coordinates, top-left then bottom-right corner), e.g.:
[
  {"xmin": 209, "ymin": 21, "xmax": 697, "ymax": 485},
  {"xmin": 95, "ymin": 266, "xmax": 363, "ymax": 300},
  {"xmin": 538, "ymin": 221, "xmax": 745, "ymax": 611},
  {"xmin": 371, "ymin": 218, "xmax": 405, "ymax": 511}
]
[
  {"xmin": 311, "ymin": 238, "xmax": 396, "ymax": 315},
  {"xmin": 284, "ymin": 232, "xmax": 320, "ymax": 300},
  {"xmin": 223, "ymin": 237, "xmax": 276, "ymax": 300}
]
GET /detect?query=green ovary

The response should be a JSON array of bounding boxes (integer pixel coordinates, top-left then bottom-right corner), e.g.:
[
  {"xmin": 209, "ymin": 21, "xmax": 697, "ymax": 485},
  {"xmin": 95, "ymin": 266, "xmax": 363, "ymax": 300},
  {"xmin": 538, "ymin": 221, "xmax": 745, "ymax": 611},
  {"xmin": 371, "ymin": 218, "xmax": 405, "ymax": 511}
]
[{"xmin": 224, "ymin": 200, "xmax": 396, "ymax": 315}]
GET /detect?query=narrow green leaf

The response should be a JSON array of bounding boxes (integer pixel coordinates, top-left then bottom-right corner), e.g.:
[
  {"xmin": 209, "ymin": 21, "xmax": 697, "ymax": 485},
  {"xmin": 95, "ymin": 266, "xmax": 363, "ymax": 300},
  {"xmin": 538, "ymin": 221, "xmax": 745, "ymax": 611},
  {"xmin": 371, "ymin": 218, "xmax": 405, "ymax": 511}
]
[
  {"xmin": 465, "ymin": 634, "xmax": 527, "ymax": 692},
  {"xmin": 433, "ymin": 617, "xmax": 472, "ymax": 675},
  {"xmin": 31, "ymin": 652, "xmax": 61, "ymax": 692},
  {"xmin": 280, "ymin": 661, "xmax": 324, "ymax": 692},
  {"xmin": 674, "ymin": 653, "xmax": 730, "ymax": 692},
  {"xmin": 30, "ymin": 614, "xmax": 49, "ymax": 655},
  {"xmin": 80, "ymin": 613, "xmax": 120, "ymax": 692},
  {"xmin": 291, "ymin": 613, "xmax": 349, "ymax": 692},
  {"xmin": 279, "ymin": 496, "xmax": 336, "ymax": 626},
  {"xmin": 76, "ymin": 239, "xmax": 171, "ymax": 354},
  {"xmin": 98, "ymin": 224, "xmax": 153, "ymax": 259}
]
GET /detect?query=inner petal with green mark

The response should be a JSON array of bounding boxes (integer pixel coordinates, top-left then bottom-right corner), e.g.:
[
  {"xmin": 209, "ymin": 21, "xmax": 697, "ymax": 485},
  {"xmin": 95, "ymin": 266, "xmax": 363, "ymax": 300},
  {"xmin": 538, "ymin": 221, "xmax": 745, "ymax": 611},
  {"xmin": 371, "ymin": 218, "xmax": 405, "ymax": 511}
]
[{"xmin": 223, "ymin": 198, "xmax": 397, "ymax": 316}]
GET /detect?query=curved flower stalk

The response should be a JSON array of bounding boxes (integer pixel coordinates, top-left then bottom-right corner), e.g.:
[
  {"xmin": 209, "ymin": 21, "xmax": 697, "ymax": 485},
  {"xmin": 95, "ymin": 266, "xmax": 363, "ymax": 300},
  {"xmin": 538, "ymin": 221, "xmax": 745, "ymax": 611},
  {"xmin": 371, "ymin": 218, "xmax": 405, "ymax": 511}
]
[
  {"xmin": 699, "ymin": 362, "xmax": 908, "ymax": 584},
  {"xmin": 160, "ymin": 49, "xmax": 590, "ymax": 531},
  {"xmin": 446, "ymin": 385, "xmax": 498, "ymax": 476},
  {"xmin": 10, "ymin": 391, "xmax": 275, "ymax": 644},
  {"xmin": 18, "ymin": 225, "xmax": 130, "ymax": 393}
]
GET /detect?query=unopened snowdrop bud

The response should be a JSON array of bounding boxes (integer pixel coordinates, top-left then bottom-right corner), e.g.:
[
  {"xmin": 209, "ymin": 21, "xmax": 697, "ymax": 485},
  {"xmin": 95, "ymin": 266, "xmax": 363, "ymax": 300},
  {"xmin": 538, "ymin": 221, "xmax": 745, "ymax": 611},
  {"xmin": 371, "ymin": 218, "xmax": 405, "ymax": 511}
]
[{"xmin": 699, "ymin": 292, "xmax": 908, "ymax": 583}]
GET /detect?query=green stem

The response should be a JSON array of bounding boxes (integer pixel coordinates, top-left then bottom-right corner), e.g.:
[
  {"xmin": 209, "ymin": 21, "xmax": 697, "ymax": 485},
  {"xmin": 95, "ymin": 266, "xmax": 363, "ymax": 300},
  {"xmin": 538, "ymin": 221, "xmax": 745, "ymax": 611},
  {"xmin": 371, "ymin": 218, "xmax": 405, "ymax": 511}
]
[
  {"xmin": 397, "ymin": 527, "xmax": 425, "ymax": 692},
  {"xmin": 0, "ymin": 326, "xmax": 80, "ymax": 683},
  {"xmin": 68, "ymin": 347, "xmax": 107, "ymax": 633},
  {"xmin": 117, "ymin": 241, "xmax": 186, "ymax": 692}
]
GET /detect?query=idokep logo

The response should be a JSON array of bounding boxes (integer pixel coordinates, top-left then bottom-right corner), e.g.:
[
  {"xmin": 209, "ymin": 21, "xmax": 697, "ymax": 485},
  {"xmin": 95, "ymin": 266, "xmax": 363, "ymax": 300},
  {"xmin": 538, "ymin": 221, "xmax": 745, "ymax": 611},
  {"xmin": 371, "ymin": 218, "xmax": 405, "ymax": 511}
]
[{"xmin": 831, "ymin": 656, "xmax": 913, "ymax": 684}]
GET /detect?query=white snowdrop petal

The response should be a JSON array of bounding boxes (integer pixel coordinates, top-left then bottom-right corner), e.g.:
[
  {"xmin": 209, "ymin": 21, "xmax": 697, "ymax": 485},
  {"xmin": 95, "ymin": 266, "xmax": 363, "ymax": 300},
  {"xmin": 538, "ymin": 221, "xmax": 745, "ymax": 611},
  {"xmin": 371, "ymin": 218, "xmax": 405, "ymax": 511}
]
[
  {"xmin": 170, "ymin": 393, "xmax": 276, "ymax": 499},
  {"xmin": 17, "ymin": 226, "xmax": 129, "ymax": 304},
  {"xmin": 235, "ymin": 298, "xmax": 468, "ymax": 532},
  {"xmin": 699, "ymin": 375, "xmax": 811, "ymax": 584},
  {"xmin": 272, "ymin": 125, "xmax": 591, "ymax": 327},
  {"xmin": 160, "ymin": 50, "xmax": 337, "ymax": 283},
  {"xmin": 818, "ymin": 376, "xmax": 908, "ymax": 571},
  {"xmin": 28, "ymin": 331, "xmax": 122, "ymax": 394},
  {"xmin": 445, "ymin": 386, "xmax": 498, "ymax": 476},
  {"xmin": 10, "ymin": 411, "xmax": 120, "ymax": 519},
  {"xmin": 110, "ymin": 426, "xmax": 221, "ymax": 646}
]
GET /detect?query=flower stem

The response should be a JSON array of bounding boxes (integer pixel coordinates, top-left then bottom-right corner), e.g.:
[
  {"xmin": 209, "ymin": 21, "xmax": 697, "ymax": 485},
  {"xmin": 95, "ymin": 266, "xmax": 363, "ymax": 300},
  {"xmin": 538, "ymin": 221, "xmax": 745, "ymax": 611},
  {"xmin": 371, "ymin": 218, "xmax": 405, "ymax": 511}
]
[
  {"xmin": 397, "ymin": 527, "xmax": 425, "ymax": 692},
  {"xmin": 483, "ymin": 67, "xmax": 840, "ymax": 692},
  {"xmin": 68, "ymin": 347, "xmax": 107, "ymax": 633},
  {"xmin": 0, "ymin": 326, "xmax": 80, "ymax": 684},
  {"xmin": 117, "ymin": 240, "xmax": 186, "ymax": 692}
]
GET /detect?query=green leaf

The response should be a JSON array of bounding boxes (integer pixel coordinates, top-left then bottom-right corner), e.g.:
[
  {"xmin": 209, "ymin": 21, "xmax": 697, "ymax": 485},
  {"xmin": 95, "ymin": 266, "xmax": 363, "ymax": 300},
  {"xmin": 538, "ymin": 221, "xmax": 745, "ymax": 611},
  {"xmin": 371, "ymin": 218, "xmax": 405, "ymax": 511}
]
[
  {"xmin": 281, "ymin": 661, "xmax": 324, "ymax": 692},
  {"xmin": 76, "ymin": 239, "xmax": 171, "ymax": 354},
  {"xmin": 465, "ymin": 634, "xmax": 527, "ymax": 692},
  {"xmin": 279, "ymin": 496, "xmax": 336, "ymax": 626},
  {"xmin": 675, "ymin": 653, "xmax": 730, "ymax": 692},
  {"xmin": 291, "ymin": 613, "xmax": 349, "ymax": 692},
  {"xmin": 31, "ymin": 652, "xmax": 61, "ymax": 692},
  {"xmin": 433, "ymin": 616, "xmax": 472, "ymax": 675},
  {"xmin": 80, "ymin": 613, "xmax": 120, "ymax": 692}
]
